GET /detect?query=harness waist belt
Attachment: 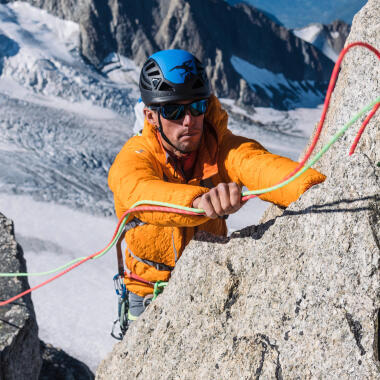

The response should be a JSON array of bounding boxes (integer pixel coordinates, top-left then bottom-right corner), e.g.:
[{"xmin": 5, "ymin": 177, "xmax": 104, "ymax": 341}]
[{"xmin": 128, "ymin": 248, "xmax": 174, "ymax": 272}]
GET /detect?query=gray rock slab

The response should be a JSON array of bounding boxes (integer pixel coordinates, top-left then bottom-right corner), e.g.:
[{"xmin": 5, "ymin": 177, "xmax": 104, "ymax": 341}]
[
  {"xmin": 39, "ymin": 340, "xmax": 95, "ymax": 380},
  {"xmin": 0, "ymin": 212, "xmax": 42, "ymax": 380}
]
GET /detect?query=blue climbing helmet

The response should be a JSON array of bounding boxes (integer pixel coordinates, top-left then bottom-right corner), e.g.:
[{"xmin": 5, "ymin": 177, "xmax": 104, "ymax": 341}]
[{"xmin": 139, "ymin": 49, "xmax": 211, "ymax": 105}]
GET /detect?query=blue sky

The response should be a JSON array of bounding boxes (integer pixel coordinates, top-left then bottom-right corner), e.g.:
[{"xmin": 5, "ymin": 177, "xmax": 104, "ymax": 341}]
[{"xmin": 227, "ymin": 0, "xmax": 367, "ymax": 28}]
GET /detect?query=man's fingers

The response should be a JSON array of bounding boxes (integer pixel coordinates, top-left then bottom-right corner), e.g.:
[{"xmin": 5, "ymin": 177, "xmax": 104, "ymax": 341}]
[
  {"xmin": 196, "ymin": 182, "xmax": 243, "ymax": 218},
  {"xmin": 209, "ymin": 187, "xmax": 224, "ymax": 217},
  {"xmin": 217, "ymin": 183, "xmax": 232, "ymax": 213},
  {"xmin": 201, "ymin": 193, "xmax": 218, "ymax": 219},
  {"xmin": 217, "ymin": 183, "xmax": 242, "ymax": 215},
  {"xmin": 229, "ymin": 183, "xmax": 241, "ymax": 212}
]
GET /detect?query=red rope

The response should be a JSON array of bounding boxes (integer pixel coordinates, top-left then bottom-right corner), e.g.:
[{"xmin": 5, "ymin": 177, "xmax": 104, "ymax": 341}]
[
  {"xmin": 127, "ymin": 205, "xmax": 199, "ymax": 216},
  {"xmin": 349, "ymin": 103, "xmax": 380, "ymax": 155},
  {"xmin": 242, "ymin": 42, "xmax": 380, "ymax": 202},
  {"xmin": 1, "ymin": 42, "xmax": 379, "ymax": 306},
  {"xmin": 0, "ymin": 205, "xmax": 200, "ymax": 306}
]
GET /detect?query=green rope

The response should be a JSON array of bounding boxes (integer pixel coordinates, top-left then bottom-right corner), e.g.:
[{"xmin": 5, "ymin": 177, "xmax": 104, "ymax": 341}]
[
  {"xmin": 132, "ymin": 199, "xmax": 204, "ymax": 214},
  {"xmin": 0, "ymin": 218, "xmax": 128, "ymax": 277}
]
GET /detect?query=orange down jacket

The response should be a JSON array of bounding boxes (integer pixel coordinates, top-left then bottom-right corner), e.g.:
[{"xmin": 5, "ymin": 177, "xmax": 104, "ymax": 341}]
[{"xmin": 108, "ymin": 95, "xmax": 326, "ymax": 296}]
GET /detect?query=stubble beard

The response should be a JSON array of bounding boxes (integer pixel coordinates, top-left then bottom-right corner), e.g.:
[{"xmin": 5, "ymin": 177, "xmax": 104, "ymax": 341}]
[{"xmin": 175, "ymin": 133, "xmax": 202, "ymax": 153}]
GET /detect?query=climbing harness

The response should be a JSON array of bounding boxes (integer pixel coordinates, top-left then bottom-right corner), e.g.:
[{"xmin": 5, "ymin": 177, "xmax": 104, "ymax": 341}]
[
  {"xmin": 0, "ymin": 41, "xmax": 379, "ymax": 311},
  {"xmin": 110, "ymin": 222, "xmax": 169, "ymax": 339}
]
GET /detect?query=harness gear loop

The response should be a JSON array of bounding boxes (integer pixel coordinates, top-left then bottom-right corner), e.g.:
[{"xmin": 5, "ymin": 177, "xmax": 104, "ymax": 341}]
[
  {"xmin": 110, "ymin": 273, "xmax": 129, "ymax": 340},
  {"xmin": 111, "ymin": 227, "xmax": 131, "ymax": 340}
]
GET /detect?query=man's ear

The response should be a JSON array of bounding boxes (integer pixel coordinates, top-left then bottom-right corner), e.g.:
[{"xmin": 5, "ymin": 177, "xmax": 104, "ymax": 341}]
[{"xmin": 144, "ymin": 107, "xmax": 157, "ymax": 126}]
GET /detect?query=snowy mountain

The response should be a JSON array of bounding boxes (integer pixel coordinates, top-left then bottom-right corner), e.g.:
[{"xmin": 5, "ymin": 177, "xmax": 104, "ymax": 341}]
[
  {"xmin": 2, "ymin": 0, "xmax": 334, "ymax": 109},
  {"xmin": 78, "ymin": 0, "xmax": 334, "ymax": 109},
  {"xmin": 226, "ymin": 0, "xmax": 366, "ymax": 28},
  {"xmin": 0, "ymin": 1, "xmax": 325, "ymax": 371},
  {"xmin": 292, "ymin": 20, "xmax": 351, "ymax": 62}
]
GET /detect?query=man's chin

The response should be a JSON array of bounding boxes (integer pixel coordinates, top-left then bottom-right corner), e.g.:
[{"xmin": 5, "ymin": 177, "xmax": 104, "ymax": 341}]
[{"xmin": 176, "ymin": 140, "xmax": 201, "ymax": 153}]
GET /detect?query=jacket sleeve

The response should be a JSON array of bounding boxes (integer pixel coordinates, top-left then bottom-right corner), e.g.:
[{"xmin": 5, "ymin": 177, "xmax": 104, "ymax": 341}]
[
  {"xmin": 108, "ymin": 139, "xmax": 210, "ymax": 227},
  {"xmin": 219, "ymin": 130, "xmax": 326, "ymax": 207}
]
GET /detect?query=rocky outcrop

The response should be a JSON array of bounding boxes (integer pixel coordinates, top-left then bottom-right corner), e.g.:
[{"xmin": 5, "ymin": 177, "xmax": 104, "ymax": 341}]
[
  {"xmin": 0, "ymin": 213, "xmax": 95, "ymax": 379},
  {"xmin": 326, "ymin": 20, "xmax": 351, "ymax": 54},
  {"xmin": 96, "ymin": 0, "xmax": 379, "ymax": 378},
  {"xmin": 0, "ymin": 213, "xmax": 41, "ymax": 380},
  {"xmin": 39, "ymin": 341, "xmax": 94, "ymax": 380}
]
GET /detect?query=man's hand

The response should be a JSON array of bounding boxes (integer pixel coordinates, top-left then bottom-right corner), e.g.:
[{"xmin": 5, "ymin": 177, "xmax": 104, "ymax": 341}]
[{"xmin": 192, "ymin": 182, "xmax": 243, "ymax": 219}]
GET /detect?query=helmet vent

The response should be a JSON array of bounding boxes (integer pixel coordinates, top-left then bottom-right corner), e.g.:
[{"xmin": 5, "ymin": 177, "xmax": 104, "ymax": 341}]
[
  {"xmin": 140, "ymin": 80, "xmax": 150, "ymax": 90},
  {"xmin": 145, "ymin": 61, "xmax": 155, "ymax": 71},
  {"xmin": 158, "ymin": 82, "xmax": 174, "ymax": 92}
]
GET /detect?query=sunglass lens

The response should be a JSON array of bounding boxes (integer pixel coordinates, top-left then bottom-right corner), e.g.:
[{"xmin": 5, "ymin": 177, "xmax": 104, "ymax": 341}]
[
  {"xmin": 190, "ymin": 100, "xmax": 208, "ymax": 116},
  {"xmin": 160, "ymin": 100, "xmax": 208, "ymax": 120},
  {"xmin": 161, "ymin": 104, "xmax": 184, "ymax": 120}
]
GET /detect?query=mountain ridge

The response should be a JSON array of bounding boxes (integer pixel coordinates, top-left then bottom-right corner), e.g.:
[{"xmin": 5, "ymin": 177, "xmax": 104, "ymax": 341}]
[
  {"xmin": 79, "ymin": 0, "xmax": 334, "ymax": 109},
  {"xmin": 1, "ymin": 0, "xmax": 334, "ymax": 109},
  {"xmin": 293, "ymin": 19, "xmax": 351, "ymax": 62}
]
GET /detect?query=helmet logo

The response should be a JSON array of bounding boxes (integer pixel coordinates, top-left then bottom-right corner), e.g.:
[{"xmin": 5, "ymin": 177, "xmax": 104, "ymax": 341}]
[{"xmin": 169, "ymin": 59, "xmax": 196, "ymax": 83}]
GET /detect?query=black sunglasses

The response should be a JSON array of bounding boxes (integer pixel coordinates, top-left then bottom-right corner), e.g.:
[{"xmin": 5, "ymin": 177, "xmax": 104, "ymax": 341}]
[{"xmin": 150, "ymin": 99, "xmax": 208, "ymax": 120}]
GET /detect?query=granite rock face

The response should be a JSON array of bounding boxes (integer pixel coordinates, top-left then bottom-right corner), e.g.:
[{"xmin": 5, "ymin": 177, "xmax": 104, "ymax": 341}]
[
  {"xmin": 96, "ymin": 0, "xmax": 379, "ymax": 378},
  {"xmin": 0, "ymin": 213, "xmax": 42, "ymax": 380}
]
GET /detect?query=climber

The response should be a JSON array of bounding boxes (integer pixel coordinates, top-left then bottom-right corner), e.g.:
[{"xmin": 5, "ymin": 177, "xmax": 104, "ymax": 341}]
[{"xmin": 108, "ymin": 49, "xmax": 326, "ymax": 327}]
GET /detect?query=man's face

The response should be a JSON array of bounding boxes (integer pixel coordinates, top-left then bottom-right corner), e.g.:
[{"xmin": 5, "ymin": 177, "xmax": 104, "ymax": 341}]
[{"xmin": 144, "ymin": 100, "xmax": 204, "ymax": 154}]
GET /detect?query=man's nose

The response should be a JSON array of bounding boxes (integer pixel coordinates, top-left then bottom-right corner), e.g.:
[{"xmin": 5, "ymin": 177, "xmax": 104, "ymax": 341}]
[{"xmin": 183, "ymin": 109, "xmax": 195, "ymax": 126}]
